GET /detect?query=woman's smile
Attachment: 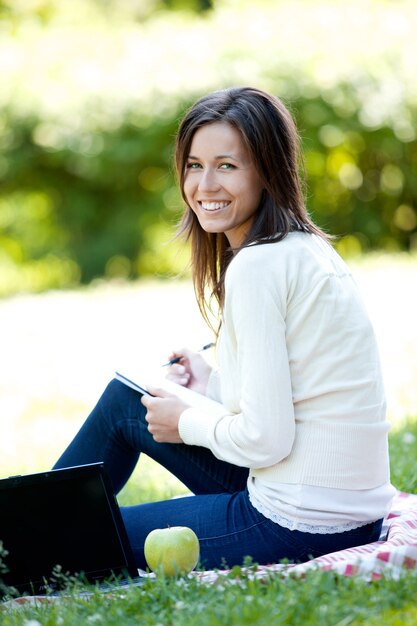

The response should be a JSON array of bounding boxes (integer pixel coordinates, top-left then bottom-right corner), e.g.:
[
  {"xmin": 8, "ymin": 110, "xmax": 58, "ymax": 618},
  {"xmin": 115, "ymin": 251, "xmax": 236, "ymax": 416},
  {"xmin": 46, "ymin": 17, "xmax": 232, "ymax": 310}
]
[{"xmin": 199, "ymin": 201, "xmax": 231, "ymax": 211}]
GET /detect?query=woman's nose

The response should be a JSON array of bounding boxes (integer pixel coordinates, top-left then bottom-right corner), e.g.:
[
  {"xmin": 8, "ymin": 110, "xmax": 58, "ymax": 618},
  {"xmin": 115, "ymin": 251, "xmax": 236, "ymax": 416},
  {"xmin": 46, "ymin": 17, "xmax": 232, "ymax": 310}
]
[{"xmin": 198, "ymin": 168, "xmax": 221, "ymax": 192}]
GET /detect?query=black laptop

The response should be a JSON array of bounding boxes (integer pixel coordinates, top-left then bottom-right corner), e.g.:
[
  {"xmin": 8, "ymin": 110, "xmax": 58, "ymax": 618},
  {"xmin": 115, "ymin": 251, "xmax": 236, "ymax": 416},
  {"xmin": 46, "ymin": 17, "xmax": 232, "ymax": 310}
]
[{"xmin": 0, "ymin": 463, "xmax": 140, "ymax": 595}]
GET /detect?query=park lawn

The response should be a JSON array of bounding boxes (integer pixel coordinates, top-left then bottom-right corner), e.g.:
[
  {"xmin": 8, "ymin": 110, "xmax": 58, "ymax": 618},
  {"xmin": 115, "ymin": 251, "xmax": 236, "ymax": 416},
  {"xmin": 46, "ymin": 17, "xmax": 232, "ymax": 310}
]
[{"xmin": 1, "ymin": 416, "xmax": 417, "ymax": 626}]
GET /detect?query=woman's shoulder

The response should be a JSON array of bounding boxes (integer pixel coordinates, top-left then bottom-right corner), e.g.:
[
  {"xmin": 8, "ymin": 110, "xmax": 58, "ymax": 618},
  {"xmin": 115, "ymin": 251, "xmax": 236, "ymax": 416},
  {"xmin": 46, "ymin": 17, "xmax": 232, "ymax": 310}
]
[
  {"xmin": 224, "ymin": 234, "xmax": 306, "ymax": 295},
  {"xmin": 231, "ymin": 232, "xmax": 331, "ymax": 271},
  {"xmin": 227, "ymin": 233, "xmax": 349, "ymax": 295}
]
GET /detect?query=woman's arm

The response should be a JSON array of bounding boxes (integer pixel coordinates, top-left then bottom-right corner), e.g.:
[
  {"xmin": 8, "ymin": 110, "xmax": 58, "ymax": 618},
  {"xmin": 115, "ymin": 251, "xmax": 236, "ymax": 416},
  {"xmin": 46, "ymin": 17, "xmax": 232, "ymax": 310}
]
[{"xmin": 179, "ymin": 251, "xmax": 296, "ymax": 468}]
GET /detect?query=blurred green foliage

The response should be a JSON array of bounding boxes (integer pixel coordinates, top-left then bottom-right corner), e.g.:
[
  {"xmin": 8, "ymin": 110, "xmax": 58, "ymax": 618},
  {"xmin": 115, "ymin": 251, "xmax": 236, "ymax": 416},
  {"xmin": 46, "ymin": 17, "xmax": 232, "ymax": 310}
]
[
  {"xmin": 0, "ymin": 106, "xmax": 187, "ymax": 291},
  {"xmin": 0, "ymin": 0, "xmax": 416, "ymax": 295},
  {"xmin": 294, "ymin": 91, "xmax": 417, "ymax": 256}
]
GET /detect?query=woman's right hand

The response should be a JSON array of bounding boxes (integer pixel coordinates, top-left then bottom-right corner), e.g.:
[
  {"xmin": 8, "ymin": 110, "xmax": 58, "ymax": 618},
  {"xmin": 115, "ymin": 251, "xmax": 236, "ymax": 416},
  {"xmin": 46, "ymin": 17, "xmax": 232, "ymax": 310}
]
[{"xmin": 165, "ymin": 347, "xmax": 213, "ymax": 395}]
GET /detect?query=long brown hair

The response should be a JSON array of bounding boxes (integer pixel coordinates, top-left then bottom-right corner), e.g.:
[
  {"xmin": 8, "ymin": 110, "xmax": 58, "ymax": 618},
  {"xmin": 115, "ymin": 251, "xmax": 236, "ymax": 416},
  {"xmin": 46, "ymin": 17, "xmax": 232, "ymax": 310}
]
[{"xmin": 175, "ymin": 86, "xmax": 329, "ymax": 331}]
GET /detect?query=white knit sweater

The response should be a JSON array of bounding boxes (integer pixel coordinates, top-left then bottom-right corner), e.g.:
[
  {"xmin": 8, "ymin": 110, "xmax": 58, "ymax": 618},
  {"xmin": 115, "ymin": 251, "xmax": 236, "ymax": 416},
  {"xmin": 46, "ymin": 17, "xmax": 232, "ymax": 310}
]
[{"xmin": 178, "ymin": 233, "xmax": 394, "ymax": 527}]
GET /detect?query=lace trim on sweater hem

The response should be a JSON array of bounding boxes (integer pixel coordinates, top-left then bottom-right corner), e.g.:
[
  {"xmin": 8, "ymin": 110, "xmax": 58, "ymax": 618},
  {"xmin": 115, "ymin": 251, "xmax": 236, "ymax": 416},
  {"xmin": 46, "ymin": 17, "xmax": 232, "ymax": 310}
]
[{"xmin": 249, "ymin": 491, "xmax": 370, "ymax": 535}]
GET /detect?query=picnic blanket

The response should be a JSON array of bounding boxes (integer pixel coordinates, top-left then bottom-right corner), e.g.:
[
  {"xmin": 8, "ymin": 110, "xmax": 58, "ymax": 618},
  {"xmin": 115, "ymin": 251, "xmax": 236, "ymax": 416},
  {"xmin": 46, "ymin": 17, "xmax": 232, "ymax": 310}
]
[{"xmin": 2, "ymin": 490, "xmax": 417, "ymax": 609}]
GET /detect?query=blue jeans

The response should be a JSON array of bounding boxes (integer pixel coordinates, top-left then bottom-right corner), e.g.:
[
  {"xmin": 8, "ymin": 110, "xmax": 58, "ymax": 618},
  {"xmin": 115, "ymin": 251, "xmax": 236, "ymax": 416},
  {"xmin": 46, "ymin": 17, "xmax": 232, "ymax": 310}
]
[{"xmin": 53, "ymin": 379, "xmax": 383, "ymax": 571}]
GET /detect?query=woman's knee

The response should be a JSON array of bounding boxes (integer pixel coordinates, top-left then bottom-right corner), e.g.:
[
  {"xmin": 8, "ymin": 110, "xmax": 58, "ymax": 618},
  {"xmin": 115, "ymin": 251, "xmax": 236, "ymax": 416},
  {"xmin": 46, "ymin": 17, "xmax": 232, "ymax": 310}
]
[
  {"xmin": 95, "ymin": 379, "xmax": 146, "ymax": 425},
  {"xmin": 102, "ymin": 378, "xmax": 139, "ymax": 407}
]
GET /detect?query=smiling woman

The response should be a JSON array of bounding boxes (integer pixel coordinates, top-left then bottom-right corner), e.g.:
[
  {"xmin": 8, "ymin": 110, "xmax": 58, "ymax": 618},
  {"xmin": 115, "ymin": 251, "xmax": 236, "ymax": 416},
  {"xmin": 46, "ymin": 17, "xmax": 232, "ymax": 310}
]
[
  {"xmin": 52, "ymin": 87, "xmax": 395, "ymax": 573},
  {"xmin": 174, "ymin": 87, "xmax": 326, "ymax": 321}
]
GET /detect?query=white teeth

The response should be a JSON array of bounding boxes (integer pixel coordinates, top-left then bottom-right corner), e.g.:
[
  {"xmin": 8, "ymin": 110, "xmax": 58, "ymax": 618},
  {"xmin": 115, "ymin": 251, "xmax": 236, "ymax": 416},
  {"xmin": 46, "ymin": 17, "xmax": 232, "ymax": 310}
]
[{"xmin": 200, "ymin": 201, "xmax": 229, "ymax": 211}]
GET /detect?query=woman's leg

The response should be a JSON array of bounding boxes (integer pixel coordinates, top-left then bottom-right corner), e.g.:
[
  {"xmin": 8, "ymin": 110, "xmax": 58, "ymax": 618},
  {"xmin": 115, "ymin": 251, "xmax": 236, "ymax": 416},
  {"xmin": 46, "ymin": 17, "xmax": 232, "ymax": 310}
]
[
  {"xmin": 53, "ymin": 379, "xmax": 382, "ymax": 571},
  {"xmin": 53, "ymin": 378, "xmax": 249, "ymax": 496},
  {"xmin": 120, "ymin": 490, "xmax": 383, "ymax": 571},
  {"xmin": 121, "ymin": 488, "xmax": 303, "ymax": 571}
]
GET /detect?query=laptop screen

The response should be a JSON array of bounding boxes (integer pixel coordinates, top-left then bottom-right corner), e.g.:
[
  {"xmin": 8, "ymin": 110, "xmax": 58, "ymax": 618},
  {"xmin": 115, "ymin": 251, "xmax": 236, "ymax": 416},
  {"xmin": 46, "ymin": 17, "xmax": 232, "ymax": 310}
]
[{"xmin": 0, "ymin": 463, "xmax": 138, "ymax": 594}]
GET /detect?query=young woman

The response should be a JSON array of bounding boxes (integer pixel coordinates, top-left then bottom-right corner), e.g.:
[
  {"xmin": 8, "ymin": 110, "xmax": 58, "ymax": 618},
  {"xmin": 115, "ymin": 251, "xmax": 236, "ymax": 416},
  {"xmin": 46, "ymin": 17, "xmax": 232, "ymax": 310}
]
[{"xmin": 53, "ymin": 87, "xmax": 395, "ymax": 570}]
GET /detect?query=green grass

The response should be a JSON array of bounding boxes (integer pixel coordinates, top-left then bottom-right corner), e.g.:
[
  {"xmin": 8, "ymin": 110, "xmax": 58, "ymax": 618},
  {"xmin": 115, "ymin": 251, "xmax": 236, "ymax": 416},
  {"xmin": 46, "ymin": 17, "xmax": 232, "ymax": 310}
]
[
  {"xmin": 1, "ymin": 552, "xmax": 417, "ymax": 625},
  {"xmin": 1, "ymin": 418, "xmax": 417, "ymax": 625},
  {"xmin": 387, "ymin": 419, "xmax": 417, "ymax": 494}
]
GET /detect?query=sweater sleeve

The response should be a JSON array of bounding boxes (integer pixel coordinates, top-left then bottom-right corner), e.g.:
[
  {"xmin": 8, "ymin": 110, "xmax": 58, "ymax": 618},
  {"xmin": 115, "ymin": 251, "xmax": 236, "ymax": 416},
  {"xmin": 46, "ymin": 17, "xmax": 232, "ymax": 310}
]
[
  {"xmin": 205, "ymin": 368, "xmax": 221, "ymax": 401},
  {"xmin": 179, "ymin": 249, "xmax": 296, "ymax": 469}
]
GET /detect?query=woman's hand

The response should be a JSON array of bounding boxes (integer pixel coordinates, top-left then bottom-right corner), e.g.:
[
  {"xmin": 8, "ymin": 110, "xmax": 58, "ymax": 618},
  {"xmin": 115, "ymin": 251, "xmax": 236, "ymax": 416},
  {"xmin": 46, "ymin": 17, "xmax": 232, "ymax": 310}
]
[
  {"xmin": 165, "ymin": 347, "xmax": 212, "ymax": 394},
  {"xmin": 141, "ymin": 389, "xmax": 189, "ymax": 443}
]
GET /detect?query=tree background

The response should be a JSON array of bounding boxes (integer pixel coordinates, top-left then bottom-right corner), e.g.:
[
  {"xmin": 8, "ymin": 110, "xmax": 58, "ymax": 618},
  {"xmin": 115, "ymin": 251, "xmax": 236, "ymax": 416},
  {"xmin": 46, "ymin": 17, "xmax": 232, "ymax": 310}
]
[{"xmin": 1, "ymin": 0, "xmax": 416, "ymax": 296}]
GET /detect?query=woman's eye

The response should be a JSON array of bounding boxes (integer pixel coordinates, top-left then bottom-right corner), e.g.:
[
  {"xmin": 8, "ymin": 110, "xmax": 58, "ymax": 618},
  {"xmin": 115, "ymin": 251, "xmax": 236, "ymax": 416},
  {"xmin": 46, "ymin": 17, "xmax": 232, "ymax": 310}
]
[
  {"xmin": 219, "ymin": 163, "xmax": 235, "ymax": 170},
  {"xmin": 186, "ymin": 162, "xmax": 201, "ymax": 169}
]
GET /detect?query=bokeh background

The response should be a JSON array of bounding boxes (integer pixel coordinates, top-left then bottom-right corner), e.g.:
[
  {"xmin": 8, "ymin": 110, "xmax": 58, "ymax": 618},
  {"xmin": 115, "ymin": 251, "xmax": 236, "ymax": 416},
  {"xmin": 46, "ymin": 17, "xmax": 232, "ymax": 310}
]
[{"xmin": 1, "ymin": 0, "xmax": 416, "ymax": 492}]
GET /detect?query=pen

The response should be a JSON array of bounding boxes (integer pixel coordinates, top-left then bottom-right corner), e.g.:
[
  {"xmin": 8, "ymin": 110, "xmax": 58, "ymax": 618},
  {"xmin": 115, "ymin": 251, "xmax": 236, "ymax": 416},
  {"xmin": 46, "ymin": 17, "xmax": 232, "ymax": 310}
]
[{"xmin": 161, "ymin": 342, "xmax": 215, "ymax": 367}]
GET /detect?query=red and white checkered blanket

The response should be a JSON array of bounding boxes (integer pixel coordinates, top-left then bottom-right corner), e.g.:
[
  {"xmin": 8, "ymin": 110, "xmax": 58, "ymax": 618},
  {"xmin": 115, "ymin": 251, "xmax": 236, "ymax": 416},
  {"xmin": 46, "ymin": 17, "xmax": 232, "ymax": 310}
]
[
  {"xmin": 196, "ymin": 490, "xmax": 417, "ymax": 583},
  {"xmin": 3, "ymin": 491, "xmax": 417, "ymax": 608}
]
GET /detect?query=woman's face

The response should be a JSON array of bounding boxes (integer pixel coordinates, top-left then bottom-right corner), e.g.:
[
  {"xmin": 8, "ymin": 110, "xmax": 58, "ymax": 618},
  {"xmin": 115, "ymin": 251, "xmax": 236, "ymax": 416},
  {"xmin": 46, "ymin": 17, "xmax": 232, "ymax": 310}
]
[{"xmin": 183, "ymin": 121, "xmax": 264, "ymax": 248}]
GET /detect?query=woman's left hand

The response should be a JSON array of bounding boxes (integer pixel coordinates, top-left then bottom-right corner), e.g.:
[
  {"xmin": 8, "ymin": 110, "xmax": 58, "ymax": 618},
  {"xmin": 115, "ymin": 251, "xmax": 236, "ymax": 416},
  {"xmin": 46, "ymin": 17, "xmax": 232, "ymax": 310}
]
[{"xmin": 141, "ymin": 389, "xmax": 190, "ymax": 443}]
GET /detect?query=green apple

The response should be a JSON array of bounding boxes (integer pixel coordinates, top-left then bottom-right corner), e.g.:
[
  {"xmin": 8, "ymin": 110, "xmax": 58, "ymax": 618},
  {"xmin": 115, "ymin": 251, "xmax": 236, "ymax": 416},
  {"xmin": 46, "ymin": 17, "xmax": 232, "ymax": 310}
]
[{"xmin": 144, "ymin": 526, "xmax": 200, "ymax": 577}]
